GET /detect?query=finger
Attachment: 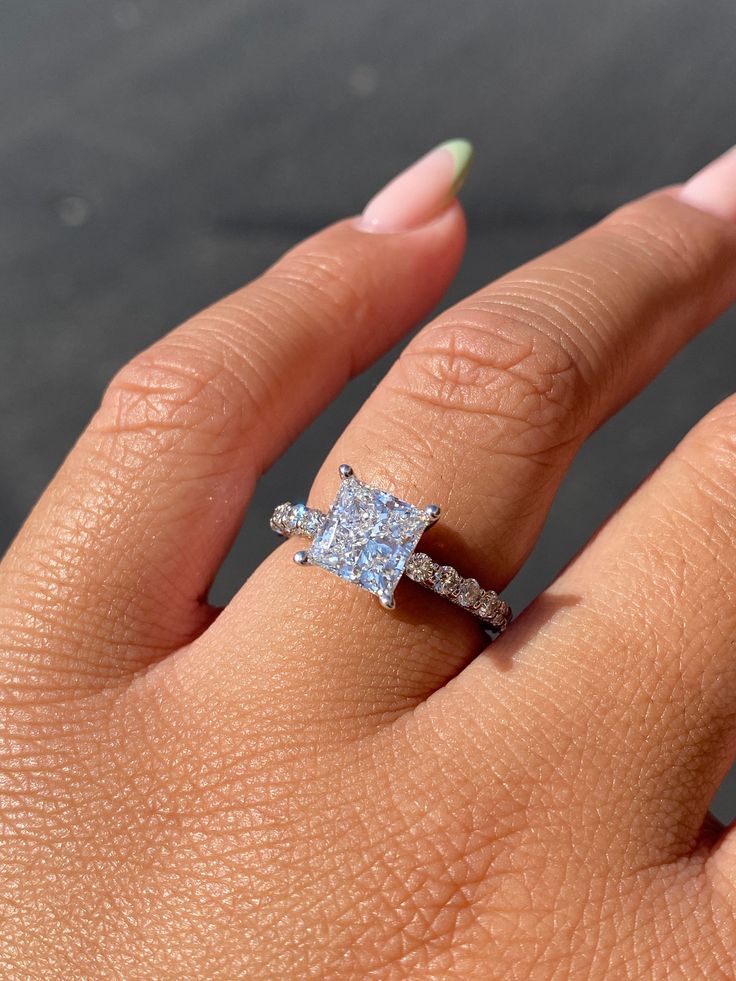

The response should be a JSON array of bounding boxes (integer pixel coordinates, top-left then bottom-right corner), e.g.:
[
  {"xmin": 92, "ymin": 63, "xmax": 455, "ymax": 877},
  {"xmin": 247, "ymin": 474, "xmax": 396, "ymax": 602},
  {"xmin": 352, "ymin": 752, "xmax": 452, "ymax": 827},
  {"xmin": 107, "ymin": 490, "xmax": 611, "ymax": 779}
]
[
  {"xmin": 0, "ymin": 142, "xmax": 470, "ymax": 691},
  {"xmin": 202, "ymin": 146, "xmax": 736, "ymax": 725},
  {"xmin": 440, "ymin": 391, "xmax": 736, "ymax": 873}
]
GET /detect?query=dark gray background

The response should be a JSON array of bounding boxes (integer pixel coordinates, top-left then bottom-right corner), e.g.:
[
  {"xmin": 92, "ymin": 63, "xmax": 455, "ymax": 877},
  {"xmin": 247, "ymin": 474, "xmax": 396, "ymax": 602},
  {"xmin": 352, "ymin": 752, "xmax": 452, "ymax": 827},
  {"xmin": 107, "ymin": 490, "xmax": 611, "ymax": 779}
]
[{"xmin": 1, "ymin": 1, "xmax": 736, "ymax": 817}]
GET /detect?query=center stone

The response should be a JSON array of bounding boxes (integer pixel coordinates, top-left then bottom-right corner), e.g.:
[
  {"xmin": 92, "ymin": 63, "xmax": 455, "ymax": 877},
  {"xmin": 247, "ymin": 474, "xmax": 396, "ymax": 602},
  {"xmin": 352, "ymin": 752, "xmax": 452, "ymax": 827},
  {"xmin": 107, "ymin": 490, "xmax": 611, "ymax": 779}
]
[{"xmin": 309, "ymin": 475, "xmax": 428, "ymax": 601}]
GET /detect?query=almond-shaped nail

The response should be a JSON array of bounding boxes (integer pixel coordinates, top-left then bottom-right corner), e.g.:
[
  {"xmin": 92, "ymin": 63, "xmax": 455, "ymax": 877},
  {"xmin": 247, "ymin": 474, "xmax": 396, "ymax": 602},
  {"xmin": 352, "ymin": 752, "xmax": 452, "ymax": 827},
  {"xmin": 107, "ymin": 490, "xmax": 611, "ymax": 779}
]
[
  {"xmin": 359, "ymin": 139, "xmax": 474, "ymax": 233},
  {"xmin": 678, "ymin": 145, "xmax": 736, "ymax": 222}
]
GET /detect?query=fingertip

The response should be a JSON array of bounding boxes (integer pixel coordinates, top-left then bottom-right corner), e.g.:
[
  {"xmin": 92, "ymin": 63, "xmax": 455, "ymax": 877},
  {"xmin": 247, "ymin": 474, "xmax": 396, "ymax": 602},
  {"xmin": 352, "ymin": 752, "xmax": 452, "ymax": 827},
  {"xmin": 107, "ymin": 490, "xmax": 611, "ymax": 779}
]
[
  {"xmin": 321, "ymin": 199, "xmax": 467, "ymax": 306},
  {"xmin": 348, "ymin": 200, "xmax": 468, "ymax": 351},
  {"xmin": 357, "ymin": 139, "xmax": 474, "ymax": 234},
  {"xmin": 678, "ymin": 145, "xmax": 736, "ymax": 223}
]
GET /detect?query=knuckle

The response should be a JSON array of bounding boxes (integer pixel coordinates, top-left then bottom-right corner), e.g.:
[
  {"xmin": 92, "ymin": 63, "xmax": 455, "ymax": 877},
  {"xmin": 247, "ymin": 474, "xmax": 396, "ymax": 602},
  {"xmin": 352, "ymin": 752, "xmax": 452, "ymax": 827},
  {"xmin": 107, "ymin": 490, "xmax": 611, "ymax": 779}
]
[
  {"xmin": 94, "ymin": 335, "xmax": 251, "ymax": 449},
  {"xmin": 394, "ymin": 309, "xmax": 589, "ymax": 456},
  {"xmin": 95, "ymin": 244, "xmax": 365, "ymax": 451},
  {"xmin": 269, "ymin": 244, "xmax": 368, "ymax": 329}
]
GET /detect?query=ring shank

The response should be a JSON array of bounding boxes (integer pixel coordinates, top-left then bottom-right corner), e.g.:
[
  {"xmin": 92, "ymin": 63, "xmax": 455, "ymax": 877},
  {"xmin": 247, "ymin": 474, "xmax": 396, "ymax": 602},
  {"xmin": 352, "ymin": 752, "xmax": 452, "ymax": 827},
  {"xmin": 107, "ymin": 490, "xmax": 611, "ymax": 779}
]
[{"xmin": 270, "ymin": 502, "xmax": 512, "ymax": 632}]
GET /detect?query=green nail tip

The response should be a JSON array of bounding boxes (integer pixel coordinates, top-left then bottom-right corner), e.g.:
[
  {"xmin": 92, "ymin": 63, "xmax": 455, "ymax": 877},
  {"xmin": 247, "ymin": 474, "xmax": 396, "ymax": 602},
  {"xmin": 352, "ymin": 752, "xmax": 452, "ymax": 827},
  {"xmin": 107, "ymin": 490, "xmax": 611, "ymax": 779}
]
[{"xmin": 438, "ymin": 138, "xmax": 474, "ymax": 195}]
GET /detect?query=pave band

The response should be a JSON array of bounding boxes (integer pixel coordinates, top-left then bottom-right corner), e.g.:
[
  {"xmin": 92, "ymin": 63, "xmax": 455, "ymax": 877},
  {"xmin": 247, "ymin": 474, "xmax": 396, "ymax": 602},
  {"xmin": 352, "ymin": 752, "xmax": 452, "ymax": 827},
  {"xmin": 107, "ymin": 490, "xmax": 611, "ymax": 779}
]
[{"xmin": 270, "ymin": 470, "xmax": 512, "ymax": 633}]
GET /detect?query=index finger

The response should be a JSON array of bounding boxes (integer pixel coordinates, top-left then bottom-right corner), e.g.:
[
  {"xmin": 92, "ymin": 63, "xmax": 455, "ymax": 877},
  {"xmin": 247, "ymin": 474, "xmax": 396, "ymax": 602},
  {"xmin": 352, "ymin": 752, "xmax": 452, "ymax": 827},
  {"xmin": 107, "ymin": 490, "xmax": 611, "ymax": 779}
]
[{"xmin": 0, "ymin": 143, "xmax": 470, "ymax": 690}]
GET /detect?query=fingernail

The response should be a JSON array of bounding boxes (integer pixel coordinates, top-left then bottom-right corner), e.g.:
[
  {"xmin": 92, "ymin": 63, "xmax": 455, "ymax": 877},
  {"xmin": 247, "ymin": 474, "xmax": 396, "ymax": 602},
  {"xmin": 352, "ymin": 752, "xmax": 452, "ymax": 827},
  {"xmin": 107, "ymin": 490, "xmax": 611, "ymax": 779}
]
[
  {"xmin": 359, "ymin": 139, "xmax": 474, "ymax": 233},
  {"xmin": 678, "ymin": 145, "xmax": 736, "ymax": 222}
]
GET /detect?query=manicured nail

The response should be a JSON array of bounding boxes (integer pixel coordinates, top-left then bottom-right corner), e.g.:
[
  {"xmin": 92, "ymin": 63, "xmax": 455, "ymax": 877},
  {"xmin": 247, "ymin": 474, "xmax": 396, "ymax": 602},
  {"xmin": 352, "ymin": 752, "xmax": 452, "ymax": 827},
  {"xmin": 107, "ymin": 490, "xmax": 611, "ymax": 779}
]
[
  {"xmin": 678, "ymin": 145, "xmax": 736, "ymax": 222},
  {"xmin": 359, "ymin": 139, "xmax": 474, "ymax": 233}
]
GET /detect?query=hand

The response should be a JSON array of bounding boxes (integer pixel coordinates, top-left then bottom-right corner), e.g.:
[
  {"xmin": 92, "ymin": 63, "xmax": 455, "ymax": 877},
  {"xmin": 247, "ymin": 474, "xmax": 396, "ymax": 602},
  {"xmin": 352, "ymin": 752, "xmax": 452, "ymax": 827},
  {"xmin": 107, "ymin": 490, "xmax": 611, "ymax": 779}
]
[{"xmin": 3, "ymin": 139, "xmax": 736, "ymax": 979}]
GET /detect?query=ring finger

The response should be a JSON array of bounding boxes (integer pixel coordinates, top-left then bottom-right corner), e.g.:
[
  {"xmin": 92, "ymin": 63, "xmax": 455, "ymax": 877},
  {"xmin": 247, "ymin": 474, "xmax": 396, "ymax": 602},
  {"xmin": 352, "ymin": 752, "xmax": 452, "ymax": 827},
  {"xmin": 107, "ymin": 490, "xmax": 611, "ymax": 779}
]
[{"xmin": 201, "ymin": 147, "xmax": 736, "ymax": 722}]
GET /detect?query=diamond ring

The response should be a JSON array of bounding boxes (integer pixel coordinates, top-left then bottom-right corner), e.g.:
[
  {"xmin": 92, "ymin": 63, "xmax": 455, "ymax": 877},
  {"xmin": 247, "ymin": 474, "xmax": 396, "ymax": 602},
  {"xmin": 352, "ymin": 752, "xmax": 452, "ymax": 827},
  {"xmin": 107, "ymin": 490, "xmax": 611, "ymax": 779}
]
[{"xmin": 269, "ymin": 465, "xmax": 512, "ymax": 632}]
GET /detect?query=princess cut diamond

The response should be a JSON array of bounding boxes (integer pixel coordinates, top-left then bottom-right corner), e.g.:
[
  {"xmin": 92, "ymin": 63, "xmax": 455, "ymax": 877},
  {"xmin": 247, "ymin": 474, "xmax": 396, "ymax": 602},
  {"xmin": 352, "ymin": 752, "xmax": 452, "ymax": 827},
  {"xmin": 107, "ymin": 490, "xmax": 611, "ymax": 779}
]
[{"xmin": 309, "ymin": 475, "xmax": 428, "ymax": 603}]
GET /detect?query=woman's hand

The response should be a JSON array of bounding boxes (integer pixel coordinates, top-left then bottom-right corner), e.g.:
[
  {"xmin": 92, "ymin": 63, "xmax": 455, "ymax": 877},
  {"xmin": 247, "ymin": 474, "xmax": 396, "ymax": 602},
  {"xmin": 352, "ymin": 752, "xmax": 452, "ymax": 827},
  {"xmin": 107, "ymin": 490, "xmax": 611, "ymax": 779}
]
[{"xmin": 3, "ymin": 140, "xmax": 736, "ymax": 978}]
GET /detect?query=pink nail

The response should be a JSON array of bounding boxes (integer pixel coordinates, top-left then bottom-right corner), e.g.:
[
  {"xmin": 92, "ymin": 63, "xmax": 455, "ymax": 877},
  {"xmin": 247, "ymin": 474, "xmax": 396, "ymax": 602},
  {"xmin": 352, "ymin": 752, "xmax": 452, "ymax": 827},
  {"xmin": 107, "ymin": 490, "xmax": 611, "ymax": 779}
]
[
  {"xmin": 359, "ymin": 139, "xmax": 474, "ymax": 233},
  {"xmin": 678, "ymin": 146, "xmax": 736, "ymax": 222}
]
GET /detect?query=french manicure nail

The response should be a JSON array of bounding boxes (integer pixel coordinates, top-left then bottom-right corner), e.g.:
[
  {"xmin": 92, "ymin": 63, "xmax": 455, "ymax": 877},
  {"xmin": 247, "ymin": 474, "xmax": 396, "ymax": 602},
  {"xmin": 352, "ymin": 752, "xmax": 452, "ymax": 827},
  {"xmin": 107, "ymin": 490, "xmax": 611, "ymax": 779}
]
[
  {"xmin": 359, "ymin": 139, "xmax": 474, "ymax": 233},
  {"xmin": 678, "ymin": 145, "xmax": 736, "ymax": 222}
]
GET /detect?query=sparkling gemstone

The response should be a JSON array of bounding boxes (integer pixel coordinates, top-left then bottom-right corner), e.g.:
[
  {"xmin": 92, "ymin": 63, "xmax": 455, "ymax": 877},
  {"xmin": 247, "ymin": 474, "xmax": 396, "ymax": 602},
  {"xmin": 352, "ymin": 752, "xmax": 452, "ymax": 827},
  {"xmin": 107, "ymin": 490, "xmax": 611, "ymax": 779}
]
[
  {"xmin": 477, "ymin": 591, "xmax": 499, "ymax": 619},
  {"xmin": 289, "ymin": 503, "xmax": 321, "ymax": 537},
  {"xmin": 479, "ymin": 592, "xmax": 510, "ymax": 629},
  {"xmin": 297, "ymin": 506, "xmax": 324, "ymax": 538},
  {"xmin": 457, "ymin": 577, "xmax": 481, "ymax": 608},
  {"xmin": 434, "ymin": 565, "xmax": 462, "ymax": 598},
  {"xmin": 309, "ymin": 475, "xmax": 428, "ymax": 601},
  {"xmin": 405, "ymin": 552, "xmax": 436, "ymax": 583},
  {"xmin": 270, "ymin": 502, "xmax": 293, "ymax": 535},
  {"xmin": 283, "ymin": 506, "xmax": 300, "ymax": 534}
]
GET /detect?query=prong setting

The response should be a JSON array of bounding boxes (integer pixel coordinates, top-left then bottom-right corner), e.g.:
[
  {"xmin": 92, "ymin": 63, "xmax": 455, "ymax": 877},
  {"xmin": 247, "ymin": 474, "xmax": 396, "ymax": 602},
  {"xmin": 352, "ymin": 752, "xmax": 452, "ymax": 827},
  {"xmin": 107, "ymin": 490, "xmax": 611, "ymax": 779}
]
[
  {"xmin": 424, "ymin": 503, "xmax": 441, "ymax": 525},
  {"xmin": 338, "ymin": 464, "xmax": 354, "ymax": 480},
  {"xmin": 378, "ymin": 591, "xmax": 396, "ymax": 610},
  {"xmin": 293, "ymin": 549, "xmax": 310, "ymax": 566}
]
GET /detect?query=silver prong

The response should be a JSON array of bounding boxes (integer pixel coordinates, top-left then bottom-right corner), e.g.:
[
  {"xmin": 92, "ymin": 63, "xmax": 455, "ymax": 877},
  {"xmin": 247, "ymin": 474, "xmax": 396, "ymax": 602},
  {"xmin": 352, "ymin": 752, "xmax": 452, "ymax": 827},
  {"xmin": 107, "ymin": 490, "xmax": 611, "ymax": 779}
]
[
  {"xmin": 378, "ymin": 591, "xmax": 396, "ymax": 611},
  {"xmin": 338, "ymin": 463, "xmax": 354, "ymax": 480},
  {"xmin": 424, "ymin": 504, "xmax": 441, "ymax": 525},
  {"xmin": 293, "ymin": 550, "xmax": 310, "ymax": 566}
]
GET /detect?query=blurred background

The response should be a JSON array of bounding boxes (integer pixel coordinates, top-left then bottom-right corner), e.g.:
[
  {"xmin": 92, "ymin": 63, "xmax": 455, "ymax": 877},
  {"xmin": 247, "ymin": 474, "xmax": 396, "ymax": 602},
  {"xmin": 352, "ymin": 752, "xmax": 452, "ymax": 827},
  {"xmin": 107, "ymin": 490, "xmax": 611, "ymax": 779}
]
[{"xmin": 1, "ymin": 1, "xmax": 736, "ymax": 814}]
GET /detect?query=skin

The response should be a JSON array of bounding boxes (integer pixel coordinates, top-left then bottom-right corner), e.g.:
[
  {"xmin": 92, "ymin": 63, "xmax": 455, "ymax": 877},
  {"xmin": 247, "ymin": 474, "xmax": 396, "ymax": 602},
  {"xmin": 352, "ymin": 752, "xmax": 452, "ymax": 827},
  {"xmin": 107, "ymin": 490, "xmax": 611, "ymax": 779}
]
[{"xmin": 2, "ymin": 181, "xmax": 736, "ymax": 978}]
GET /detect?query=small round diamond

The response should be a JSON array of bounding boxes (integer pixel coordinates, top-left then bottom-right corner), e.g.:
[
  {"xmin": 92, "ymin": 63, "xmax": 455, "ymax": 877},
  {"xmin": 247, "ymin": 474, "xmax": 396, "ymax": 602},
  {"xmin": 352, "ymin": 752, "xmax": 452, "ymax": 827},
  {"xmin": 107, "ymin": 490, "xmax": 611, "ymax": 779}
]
[
  {"xmin": 270, "ymin": 503, "xmax": 293, "ymax": 535},
  {"xmin": 434, "ymin": 565, "xmax": 462, "ymax": 598},
  {"xmin": 282, "ymin": 505, "xmax": 301, "ymax": 534},
  {"xmin": 477, "ymin": 592, "xmax": 511, "ymax": 630},
  {"xmin": 457, "ymin": 578, "xmax": 481, "ymax": 608},
  {"xmin": 406, "ymin": 552, "xmax": 436, "ymax": 583},
  {"xmin": 298, "ymin": 507, "xmax": 324, "ymax": 537},
  {"xmin": 478, "ymin": 591, "xmax": 500, "ymax": 619}
]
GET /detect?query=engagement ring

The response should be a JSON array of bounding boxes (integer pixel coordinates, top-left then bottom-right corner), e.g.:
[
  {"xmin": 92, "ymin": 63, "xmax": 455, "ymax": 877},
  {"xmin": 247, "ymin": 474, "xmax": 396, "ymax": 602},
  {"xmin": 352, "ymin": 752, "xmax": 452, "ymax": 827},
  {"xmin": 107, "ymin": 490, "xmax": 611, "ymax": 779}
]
[{"xmin": 270, "ymin": 465, "xmax": 512, "ymax": 632}]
